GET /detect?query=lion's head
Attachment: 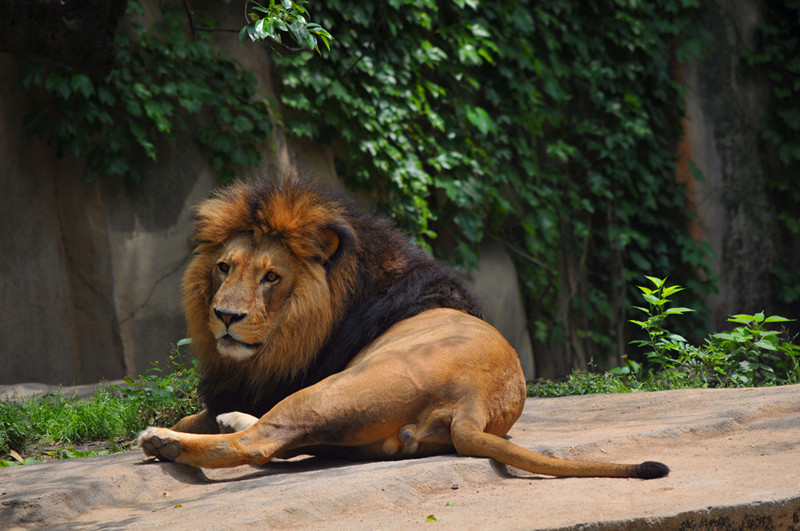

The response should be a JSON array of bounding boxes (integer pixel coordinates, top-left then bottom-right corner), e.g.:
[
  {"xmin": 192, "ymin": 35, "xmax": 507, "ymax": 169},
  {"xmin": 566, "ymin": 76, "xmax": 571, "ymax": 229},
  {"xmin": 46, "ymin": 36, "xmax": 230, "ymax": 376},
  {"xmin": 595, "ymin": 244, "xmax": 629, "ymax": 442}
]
[{"xmin": 182, "ymin": 178, "xmax": 358, "ymax": 386}]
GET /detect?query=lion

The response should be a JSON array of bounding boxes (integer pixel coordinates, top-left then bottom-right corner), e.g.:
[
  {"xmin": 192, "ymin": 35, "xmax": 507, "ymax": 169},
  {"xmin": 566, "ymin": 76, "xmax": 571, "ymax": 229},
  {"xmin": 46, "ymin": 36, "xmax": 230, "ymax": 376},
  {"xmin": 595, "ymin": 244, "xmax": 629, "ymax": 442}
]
[{"xmin": 136, "ymin": 176, "xmax": 669, "ymax": 479}]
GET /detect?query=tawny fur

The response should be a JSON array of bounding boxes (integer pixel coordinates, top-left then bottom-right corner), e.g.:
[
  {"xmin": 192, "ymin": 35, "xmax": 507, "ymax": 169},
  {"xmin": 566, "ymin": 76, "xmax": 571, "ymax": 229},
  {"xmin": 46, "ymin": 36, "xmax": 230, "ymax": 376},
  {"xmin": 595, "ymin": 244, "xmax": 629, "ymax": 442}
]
[{"xmin": 138, "ymin": 177, "xmax": 669, "ymax": 480}]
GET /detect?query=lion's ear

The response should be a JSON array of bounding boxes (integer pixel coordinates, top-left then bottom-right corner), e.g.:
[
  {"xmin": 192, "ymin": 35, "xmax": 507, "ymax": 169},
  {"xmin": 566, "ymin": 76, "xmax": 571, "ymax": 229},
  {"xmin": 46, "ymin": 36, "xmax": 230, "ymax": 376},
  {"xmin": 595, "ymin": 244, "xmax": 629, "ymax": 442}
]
[
  {"xmin": 320, "ymin": 229, "xmax": 340, "ymax": 261},
  {"xmin": 320, "ymin": 222, "xmax": 355, "ymax": 265}
]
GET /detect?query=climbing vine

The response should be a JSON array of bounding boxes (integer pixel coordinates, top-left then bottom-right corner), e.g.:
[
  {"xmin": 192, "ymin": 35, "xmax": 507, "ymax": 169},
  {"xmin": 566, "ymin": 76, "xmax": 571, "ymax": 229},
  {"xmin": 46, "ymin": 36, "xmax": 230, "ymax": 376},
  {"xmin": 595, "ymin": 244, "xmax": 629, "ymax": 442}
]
[
  {"xmin": 17, "ymin": 0, "xmax": 720, "ymax": 375},
  {"xmin": 273, "ymin": 0, "xmax": 713, "ymax": 372},
  {"xmin": 20, "ymin": 1, "xmax": 272, "ymax": 183}
]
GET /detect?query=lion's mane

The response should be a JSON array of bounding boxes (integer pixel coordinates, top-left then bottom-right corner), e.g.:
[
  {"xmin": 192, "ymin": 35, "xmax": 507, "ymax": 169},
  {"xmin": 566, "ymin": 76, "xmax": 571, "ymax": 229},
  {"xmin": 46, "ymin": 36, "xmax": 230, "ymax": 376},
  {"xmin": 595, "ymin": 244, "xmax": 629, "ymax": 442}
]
[{"xmin": 183, "ymin": 177, "xmax": 484, "ymax": 418}]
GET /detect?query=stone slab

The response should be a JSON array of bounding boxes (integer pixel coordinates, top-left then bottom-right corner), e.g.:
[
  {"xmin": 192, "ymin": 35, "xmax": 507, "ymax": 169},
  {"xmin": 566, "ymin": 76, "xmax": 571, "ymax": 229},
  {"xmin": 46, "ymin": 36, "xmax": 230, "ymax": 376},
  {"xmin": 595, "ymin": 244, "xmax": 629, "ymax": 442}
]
[{"xmin": 2, "ymin": 385, "xmax": 799, "ymax": 529}]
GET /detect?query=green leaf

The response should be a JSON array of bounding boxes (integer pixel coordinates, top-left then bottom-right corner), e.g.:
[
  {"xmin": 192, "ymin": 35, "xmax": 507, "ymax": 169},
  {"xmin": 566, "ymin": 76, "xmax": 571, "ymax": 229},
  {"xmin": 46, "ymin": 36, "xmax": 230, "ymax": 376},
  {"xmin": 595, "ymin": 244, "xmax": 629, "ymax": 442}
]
[
  {"xmin": 45, "ymin": 74, "xmax": 71, "ymax": 99},
  {"xmin": 645, "ymin": 276, "xmax": 666, "ymax": 288},
  {"xmin": 465, "ymin": 105, "xmax": 494, "ymax": 135},
  {"xmin": 665, "ymin": 307, "xmax": 695, "ymax": 315},
  {"xmin": 712, "ymin": 332, "xmax": 735, "ymax": 341},
  {"xmin": 453, "ymin": 210, "xmax": 483, "ymax": 243},
  {"xmin": 754, "ymin": 340, "xmax": 777, "ymax": 351},
  {"xmin": 239, "ymin": 25, "xmax": 251, "ymax": 45},
  {"xmin": 232, "ymin": 115, "xmax": 254, "ymax": 133},
  {"xmin": 289, "ymin": 21, "xmax": 309, "ymax": 47},
  {"xmin": 764, "ymin": 315, "xmax": 793, "ymax": 323},
  {"xmin": 642, "ymin": 294, "xmax": 660, "ymax": 305},
  {"xmin": 70, "ymin": 74, "xmax": 95, "ymax": 98},
  {"xmin": 661, "ymin": 285, "xmax": 685, "ymax": 297}
]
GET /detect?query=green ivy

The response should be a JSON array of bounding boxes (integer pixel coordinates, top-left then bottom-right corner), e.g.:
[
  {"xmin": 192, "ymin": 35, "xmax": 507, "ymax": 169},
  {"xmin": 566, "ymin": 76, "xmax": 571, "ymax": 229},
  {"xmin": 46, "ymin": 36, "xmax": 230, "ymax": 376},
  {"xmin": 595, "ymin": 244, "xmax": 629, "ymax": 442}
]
[
  {"xmin": 20, "ymin": 1, "xmax": 272, "ymax": 183},
  {"xmin": 274, "ymin": 0, "xmax": 713, "ymax": 371}
]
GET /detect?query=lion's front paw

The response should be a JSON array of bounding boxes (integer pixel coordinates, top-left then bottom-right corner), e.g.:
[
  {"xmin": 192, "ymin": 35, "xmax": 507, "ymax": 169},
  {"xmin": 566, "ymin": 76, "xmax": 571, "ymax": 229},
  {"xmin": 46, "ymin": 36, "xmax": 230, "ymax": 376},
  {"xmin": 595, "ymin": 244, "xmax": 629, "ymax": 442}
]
[{"xmin": 135, "ymin": 427, "xmax": 183, "ymax": 462}]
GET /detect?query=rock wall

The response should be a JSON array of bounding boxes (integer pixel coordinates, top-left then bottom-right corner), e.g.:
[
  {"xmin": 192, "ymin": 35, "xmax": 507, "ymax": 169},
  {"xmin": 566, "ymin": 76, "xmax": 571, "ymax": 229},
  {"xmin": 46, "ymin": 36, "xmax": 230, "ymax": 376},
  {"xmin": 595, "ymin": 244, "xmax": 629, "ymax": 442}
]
[{"xmin": 679, "ymin": 0, "xmax": 779, "ymax": 329}]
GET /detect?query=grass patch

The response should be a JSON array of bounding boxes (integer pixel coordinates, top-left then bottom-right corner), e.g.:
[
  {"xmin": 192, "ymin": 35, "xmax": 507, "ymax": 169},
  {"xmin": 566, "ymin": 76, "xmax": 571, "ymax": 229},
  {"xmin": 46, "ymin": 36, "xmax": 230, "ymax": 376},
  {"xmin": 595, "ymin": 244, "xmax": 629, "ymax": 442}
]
[{"xmin": 0, "ymin": 346, "xmax": 201, "ymax": 466}]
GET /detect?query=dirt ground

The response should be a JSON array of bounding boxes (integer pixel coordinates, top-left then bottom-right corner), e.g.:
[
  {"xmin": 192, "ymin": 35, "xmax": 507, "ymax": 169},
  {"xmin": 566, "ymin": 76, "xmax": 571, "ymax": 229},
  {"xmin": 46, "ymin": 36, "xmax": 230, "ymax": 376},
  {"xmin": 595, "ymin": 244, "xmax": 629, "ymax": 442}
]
[{"xmin": 2, "ymin": 385, "xmax": 800, "ymax": 530}]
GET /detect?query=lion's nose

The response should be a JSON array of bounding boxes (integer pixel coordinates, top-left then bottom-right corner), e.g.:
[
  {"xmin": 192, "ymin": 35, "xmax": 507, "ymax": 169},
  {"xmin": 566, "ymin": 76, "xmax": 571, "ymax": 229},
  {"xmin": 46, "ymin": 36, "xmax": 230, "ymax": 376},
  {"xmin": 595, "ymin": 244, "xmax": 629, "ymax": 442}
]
[{"xmin": 214, "ymin": 309, "xmax": 246, "ymax": 327}]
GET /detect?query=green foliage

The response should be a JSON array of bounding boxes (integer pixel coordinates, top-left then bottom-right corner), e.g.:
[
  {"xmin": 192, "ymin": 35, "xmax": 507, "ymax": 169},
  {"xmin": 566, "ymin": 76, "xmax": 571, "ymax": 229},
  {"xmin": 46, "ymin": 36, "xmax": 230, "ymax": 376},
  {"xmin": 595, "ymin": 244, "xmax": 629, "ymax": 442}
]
[
  {"xmin": 0, "ymin": 343, "xmax": 201, "ymax": 464},
  {"xmin": 527, "ymin": 370, "xmax": 634, "ymax": 398},
  {"xmin": 527, "ymin": 277, "xmax": 798, "ymax": 397},
  {"xmin": 744, "ymin": 0, "xmax": 800, "ymax": 308},
  {"xmin": 273, "ymin": 0, "xmax": 713, "ymax": 364},
  {"xmin": 707, "ymin": 313, "xmax": 799, "ymax": 386},
  {"xmin": 113, "ymin": 343, "xmax": 202, "ymax": 429},
  {"xmin": 624, "ymin": 277, "xmax": 799, "ymax": 388},
  {"xmin": 629, "ymin": 276, "xmax": 696, "ymax": 374},
  {"xmin": 241, "ymin": 0, "xmax": 332, "ymax": 52},
  {"xmin": 20, "ymin": 0, "xmax": 272, "ymax": 182}
]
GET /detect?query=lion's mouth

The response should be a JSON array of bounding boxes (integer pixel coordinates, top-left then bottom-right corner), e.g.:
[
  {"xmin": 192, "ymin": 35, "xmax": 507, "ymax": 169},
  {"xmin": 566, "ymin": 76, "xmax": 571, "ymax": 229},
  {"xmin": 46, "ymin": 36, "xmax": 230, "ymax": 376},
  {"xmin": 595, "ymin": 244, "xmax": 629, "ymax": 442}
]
[{"xmin": 219, "ymin": 334, "xmax": 262, "ymax": 350}]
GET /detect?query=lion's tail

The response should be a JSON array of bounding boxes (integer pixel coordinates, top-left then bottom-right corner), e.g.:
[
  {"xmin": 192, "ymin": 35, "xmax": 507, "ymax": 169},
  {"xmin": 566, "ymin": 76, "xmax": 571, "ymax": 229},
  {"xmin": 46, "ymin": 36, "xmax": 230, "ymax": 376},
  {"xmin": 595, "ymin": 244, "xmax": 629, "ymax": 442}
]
[{"xmin": 451, "ymin": 423, "xmax": 669, "ymax": 480}]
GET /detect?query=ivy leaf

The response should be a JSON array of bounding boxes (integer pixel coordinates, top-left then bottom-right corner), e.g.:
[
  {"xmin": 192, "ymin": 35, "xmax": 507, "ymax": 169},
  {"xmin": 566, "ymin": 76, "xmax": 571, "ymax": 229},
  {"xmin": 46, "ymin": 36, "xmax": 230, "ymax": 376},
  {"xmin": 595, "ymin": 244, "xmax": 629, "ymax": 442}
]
[
  {"xmin": 70, "ymin": 74, "xmax": 95, "ymax": 98},
  {"xmin": 45, "ymin": 73, "xmax": 71, "ymax": 100},
  {"xmin": 465, "ymin": 105, "xmax": 494, "ymax": 136},
  {"xmin": 232, "ymin": 115, "xmax": 254, "ymax": 133},
  {"xmin": 454, "ymin": 210, "xmax": 484, "ymax": 243}
]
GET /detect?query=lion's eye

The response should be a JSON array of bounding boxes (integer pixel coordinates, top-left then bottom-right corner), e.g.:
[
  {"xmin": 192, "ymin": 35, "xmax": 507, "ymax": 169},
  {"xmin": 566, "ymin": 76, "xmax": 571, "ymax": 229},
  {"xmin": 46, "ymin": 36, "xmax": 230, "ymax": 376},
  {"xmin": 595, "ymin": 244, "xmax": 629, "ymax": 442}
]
[
  {"xmin": 218, "ymin": 262, "xmax": 230, "ymax": 274},
  {"xmin": 262, "ymin": 270, "xmax": 280, "ymax": 283}
]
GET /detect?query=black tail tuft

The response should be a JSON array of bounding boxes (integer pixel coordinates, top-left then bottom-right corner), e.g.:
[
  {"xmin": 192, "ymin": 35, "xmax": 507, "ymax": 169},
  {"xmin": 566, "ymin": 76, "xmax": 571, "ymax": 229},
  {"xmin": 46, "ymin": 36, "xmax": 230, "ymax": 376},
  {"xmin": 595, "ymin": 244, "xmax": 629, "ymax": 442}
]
[{"xmin": 635, "ymin": 461, "xmax": 670, "ymax": 479}]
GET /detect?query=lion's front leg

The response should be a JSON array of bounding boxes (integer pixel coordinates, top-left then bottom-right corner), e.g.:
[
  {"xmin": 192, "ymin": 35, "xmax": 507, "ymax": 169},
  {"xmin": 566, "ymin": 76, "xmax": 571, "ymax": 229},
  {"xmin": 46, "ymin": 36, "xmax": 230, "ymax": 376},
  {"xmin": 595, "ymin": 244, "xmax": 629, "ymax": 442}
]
[
  {"xmin": 136, "ymin": 424, "xmax": 289, "ymax": 468},
  {"xmin": 136, "ymin": 426, "xmax": 271, "ymax": 468}
]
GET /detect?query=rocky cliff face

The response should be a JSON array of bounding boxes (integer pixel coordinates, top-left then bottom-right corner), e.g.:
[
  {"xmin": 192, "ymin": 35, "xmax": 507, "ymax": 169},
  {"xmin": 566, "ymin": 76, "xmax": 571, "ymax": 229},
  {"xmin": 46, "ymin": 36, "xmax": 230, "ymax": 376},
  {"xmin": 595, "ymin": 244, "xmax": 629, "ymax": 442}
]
[{"xmin": 679, "ymin": 0, "xmax": 780, "ymax": 329}]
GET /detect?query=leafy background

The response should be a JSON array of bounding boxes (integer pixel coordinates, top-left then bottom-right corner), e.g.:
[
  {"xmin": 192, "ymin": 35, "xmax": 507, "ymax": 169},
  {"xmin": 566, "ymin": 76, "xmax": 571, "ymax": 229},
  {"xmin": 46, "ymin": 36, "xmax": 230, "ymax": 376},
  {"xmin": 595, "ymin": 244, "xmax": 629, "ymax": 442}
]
[
  {"xmin": 18, "ymin": 0, "xmax": 800, "ymax": 377},
  {"xmin": 273, "ymin": 0, "xmax": 715, "ymax": 374}
]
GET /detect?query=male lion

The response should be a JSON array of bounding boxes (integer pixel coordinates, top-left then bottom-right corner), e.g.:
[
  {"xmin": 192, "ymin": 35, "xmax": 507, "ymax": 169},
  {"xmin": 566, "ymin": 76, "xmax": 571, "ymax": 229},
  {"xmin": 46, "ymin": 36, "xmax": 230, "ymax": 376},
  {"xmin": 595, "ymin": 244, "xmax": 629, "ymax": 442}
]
[{"xmin": 137, "ymin": 177, "xmax": 668, "ymax": 479}]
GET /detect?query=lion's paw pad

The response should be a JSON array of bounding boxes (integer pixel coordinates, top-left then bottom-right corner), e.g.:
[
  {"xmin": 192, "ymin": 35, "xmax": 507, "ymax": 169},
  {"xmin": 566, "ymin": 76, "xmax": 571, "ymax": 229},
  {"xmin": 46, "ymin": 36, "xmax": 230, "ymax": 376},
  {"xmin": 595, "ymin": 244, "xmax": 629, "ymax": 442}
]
[{"xmin": 136, "ymin": 427, "xmax": 182, "ymax": 462}]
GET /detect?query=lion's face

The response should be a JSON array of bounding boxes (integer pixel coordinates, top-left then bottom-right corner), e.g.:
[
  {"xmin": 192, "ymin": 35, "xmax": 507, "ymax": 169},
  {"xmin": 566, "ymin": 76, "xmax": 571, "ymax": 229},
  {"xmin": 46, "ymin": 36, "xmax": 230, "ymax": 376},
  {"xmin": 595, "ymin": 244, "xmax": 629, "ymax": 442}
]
[
  {"xmin": 183, "ymin": 178, "xmax": 359, "ymax": 383},
  {"xmin": 208, "ymin": 233, "xmax": 302, "ymax": 360}
]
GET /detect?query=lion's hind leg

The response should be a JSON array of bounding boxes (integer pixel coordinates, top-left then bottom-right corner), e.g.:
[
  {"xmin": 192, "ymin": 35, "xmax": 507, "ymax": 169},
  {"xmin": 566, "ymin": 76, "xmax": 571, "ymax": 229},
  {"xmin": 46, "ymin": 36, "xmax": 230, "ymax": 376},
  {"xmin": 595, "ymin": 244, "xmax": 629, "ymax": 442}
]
[{"xmin": 450, "ymin": 415, "xmax": 669, "ymax": 480}]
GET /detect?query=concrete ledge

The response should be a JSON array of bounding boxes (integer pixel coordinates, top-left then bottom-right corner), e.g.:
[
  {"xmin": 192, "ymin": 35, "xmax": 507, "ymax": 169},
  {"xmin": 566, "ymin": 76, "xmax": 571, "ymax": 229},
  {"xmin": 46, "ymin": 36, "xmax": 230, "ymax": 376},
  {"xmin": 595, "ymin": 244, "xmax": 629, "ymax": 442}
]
[{"xmin": 1, "ymin": 385, "xmax": 798, "ymax": 529}]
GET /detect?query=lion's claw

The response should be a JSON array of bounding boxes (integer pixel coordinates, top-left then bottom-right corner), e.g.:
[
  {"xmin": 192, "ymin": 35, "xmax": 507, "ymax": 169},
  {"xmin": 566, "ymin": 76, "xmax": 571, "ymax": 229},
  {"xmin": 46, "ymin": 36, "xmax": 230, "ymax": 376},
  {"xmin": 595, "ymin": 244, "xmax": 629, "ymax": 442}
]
[{"xmin": 136, "ymin": 427, "xmax": 182, "ymax": 462}]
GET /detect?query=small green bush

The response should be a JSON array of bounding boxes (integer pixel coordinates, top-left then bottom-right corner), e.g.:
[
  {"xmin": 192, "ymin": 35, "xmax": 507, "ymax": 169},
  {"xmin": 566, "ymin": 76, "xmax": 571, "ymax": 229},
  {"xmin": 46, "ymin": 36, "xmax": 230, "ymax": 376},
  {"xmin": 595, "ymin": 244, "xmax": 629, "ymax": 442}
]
[
  {"xmin": 626, "ymin": 276, "xmax": 799, "ymax": 388},
  {"xmin": 528, "ymin": 276, "xmax": 799, "ymax": 397}
]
